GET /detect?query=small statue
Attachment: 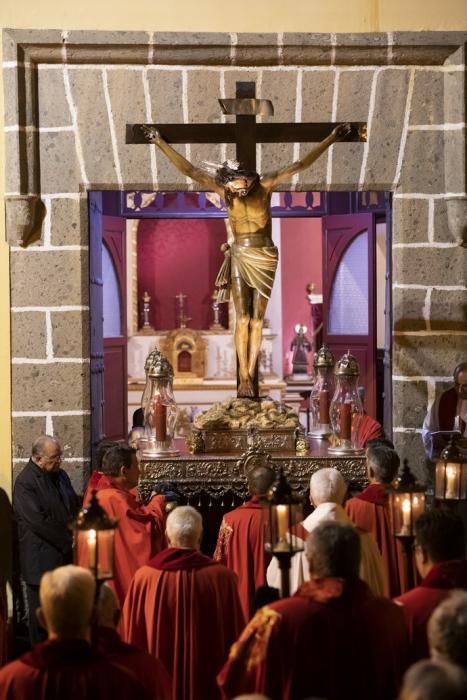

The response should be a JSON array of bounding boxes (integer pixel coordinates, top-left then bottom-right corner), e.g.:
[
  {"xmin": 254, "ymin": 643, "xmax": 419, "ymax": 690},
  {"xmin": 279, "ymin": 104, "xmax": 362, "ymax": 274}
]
[
  {"xmin": 187, "ymin": 430, "xmax": 205, "ymax": 455},
  {"xmin": 290, "ymin": 324, "xmax": 312, "ymax": 377},
  {"xmin": 295, "ymin": 427, "xmax": 309, "ymax": 455}
]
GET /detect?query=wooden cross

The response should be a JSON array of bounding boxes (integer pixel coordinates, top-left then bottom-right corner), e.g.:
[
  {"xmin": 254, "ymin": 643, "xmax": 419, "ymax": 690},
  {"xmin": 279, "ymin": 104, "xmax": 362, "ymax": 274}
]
[
  {"xmin": 126, "ymin": 81, "xmax": 365, "ymax": 171},
  {"xmin": 127, "ymin": 81, "xmax": 366, "ymax": 396}
]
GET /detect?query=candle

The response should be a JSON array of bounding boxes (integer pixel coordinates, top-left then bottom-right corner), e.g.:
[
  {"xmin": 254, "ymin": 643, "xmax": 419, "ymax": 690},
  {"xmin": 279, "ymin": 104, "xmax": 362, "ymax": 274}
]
[
  {"xmin": 154, "ymin": 396, "xmax": 167, "ymax": 442},
  {"xmin": 87, "ymin": 528, "xmax": 97, "ymax": 568},
  {"xmin": 319, "ymin": 390, "xmax": 329, "ymax": 425},
  {"xmin": 341, "ymin": 400, "xmax": 352, "ymax": 440},
  {"xmin": 276, "ymin": 504, "xmax": 288, "ymax": 543},
  {"xmin": 446, "ymin": 465, "xmax": 457, "ymax": 499},
  {"xmin": 402, "ymin": 498, "xmax": 411, "ymax": 534}
]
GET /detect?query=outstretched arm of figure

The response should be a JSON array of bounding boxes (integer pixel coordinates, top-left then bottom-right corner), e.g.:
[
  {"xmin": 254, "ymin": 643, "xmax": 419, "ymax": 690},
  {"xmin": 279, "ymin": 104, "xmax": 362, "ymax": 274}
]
[
  {"xmin": 261, "ymin": 122, "xmax": 352, "ymax": 191},
  {"xmin": 141, "ymin": 125, "xmax": 224, "ymax": 197}
]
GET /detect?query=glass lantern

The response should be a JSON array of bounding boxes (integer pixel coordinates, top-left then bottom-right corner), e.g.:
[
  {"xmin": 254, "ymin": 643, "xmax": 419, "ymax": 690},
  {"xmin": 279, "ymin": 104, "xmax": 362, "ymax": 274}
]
[
  {"xmin": 390, "ymin": 459, "xmax": 426, "ymax": 538},
  {"xmin": 140, "ymin": 349, "xmax": 179, "ymax": 457},
  {"xmin": 263, "ymin": 468, "xmax": 304, "ymax": 598},
  {"xmin": 309, "ymin": 345, "xmax": 335, "ymax": 438},
  {"xmin": 73, "ymin": 490, "xmax": 117, "ymax": 586},
  {"xmin": 435, "ymin": 435, "xmax": 467, "ymax": 501},
  {"xmin": 329, "ymin": 352, "xmax": 364, "ymax": 454}
]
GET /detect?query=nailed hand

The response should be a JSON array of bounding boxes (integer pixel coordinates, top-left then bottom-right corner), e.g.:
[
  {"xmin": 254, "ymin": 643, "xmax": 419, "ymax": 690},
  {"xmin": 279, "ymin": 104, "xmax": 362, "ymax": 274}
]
[
  {"xmin": 140, "ymin": 125, "xmax": 161, "ymax": 144},
  {"xmin": 332, "ymin": 122, "xmax": 352, "ymax": 141}
]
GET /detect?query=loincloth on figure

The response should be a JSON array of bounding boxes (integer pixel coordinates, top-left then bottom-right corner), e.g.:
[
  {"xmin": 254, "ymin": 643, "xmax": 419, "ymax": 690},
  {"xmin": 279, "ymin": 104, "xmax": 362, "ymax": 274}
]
[{"xmin": 215, "ymin": 243, "xmax": 278, "ymax": 303}]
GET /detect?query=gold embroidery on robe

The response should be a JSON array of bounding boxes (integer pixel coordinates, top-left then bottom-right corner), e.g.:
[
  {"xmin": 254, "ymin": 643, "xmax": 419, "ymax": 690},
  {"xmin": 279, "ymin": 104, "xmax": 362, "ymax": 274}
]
[
  {"xmin": 229, "ymin": 605, "xmax": 280, "ymax": 671},
  {"xmin": 213, "ymin": 518, "xmax": 233, "ymax": 563}
]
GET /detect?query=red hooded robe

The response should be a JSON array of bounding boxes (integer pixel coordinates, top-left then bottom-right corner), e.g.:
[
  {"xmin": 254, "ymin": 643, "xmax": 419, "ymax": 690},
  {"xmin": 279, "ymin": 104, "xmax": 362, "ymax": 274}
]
[
  {"xmin": 395, "ymin": 559, "xmax": 467, "ymax": 660},
  {"xmin": 214, "ymin": 496, "xmax": 270, "ymax": 618},
  {"xmin": 218, "ymin": 577, "xmax": 410, "ymax": 700},
  {"xmin": 122, "ymin": 547, "xmax": 245, "ymax": 700}
]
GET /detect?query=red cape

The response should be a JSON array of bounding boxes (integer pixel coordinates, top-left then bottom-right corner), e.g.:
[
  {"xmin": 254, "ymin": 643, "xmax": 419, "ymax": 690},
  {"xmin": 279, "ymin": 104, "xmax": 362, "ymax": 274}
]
[
  {"xmin": 96, "ymin": 625, "xmax": 172, "ymax": 699},
  {"xmin": 395, "ymin": 560, "xmax": 467, "ymax": 660},
  {"xmin": 218, "ymin": 577, "xmax": 409, "ymax": 700},
  {"xmin": 122, "ymin": 547, "xmax": 245, "ymax": 700},
  {"xmin": 346, "ymin": 484, "xmax": 404, "ymax": 596},
  {"xmin": 78, "ymin": 476, "xmax": 165, "ymax": 604},
  {"xmin": 213, "ymin": 497, "xmax": 269, "ymax": 618},
  {"xmin": 358, "ymin": 414, "xmax": 384, "ymax": 447},
  {"xmin": 0, "ymin": 638, "xmax": 151, "ymax": 699}
]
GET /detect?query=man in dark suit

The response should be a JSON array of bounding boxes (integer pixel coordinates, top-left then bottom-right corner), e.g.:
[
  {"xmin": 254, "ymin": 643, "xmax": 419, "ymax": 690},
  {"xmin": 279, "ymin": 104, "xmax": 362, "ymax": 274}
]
[{"xmin": 13, "ymin": 435, "xmax": 80, "ymax": 645}]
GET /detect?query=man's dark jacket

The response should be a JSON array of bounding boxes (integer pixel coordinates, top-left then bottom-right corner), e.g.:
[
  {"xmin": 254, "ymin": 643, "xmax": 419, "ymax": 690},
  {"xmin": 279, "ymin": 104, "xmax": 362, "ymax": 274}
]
[{"xmin": 13, "ymin": 460, "xmax": 80, "ymax": 584}]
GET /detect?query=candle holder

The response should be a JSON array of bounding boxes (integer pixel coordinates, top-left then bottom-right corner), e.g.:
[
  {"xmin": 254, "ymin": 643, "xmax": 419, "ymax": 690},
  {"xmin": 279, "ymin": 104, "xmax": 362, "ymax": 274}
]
[
  {"xmin": 389, "ymin": 459, "xmax": 427, "ymax": 590},
  {"xmin": 73, "ymin": 490, "xmax": 117, "ymax": 593},
  {"xmin": 328, "ymin": 352, "xmax": 365, "ymax": 455},
  {"xmin": 210, "ymin": 291, "xmax": 224, "ymax": 330},
  {"xmin": 263, "ymin": 467, "xmax": 304, "ymax": 598},
  {"xmin": 140, "ymin": 290, "xmax": 155, "ymax": 334},
  {"xmin": 309, "ymin": 345, "xmax": 335, "ymax": 439},
  {"xmin": 140, "ymin": 349, "xmax": 179, "ymax": 457},
  {"xmin": 435, "ymin": 434, "xmax": 467, "ymax": 501}
]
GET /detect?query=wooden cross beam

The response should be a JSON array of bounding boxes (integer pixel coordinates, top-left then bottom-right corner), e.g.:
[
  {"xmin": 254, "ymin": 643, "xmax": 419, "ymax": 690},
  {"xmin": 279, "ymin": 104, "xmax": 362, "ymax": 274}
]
[{"xmin": 126, "ymin": 81, "xmax": 366, "ymax": 172}]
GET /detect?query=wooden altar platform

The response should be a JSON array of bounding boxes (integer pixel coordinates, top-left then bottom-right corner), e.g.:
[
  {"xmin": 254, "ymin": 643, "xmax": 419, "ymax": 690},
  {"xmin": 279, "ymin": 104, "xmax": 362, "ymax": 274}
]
[{"xmin": 138, "ymin": 437, "xmax": 367, "ymax": 502}]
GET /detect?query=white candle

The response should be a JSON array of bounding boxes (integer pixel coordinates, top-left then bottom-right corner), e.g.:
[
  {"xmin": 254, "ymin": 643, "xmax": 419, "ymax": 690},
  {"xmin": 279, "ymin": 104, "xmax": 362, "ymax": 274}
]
[
  {"xmin": 87, "ymin": 529, "xmax": 97, "ymax": 568},
  {"xmin": 276, "ymin": 505, "xmax": 288, "ymax": 543},
  {"xmin": 446, "ymin": 465, "xmax": 457, "ymax": 499},
  {"xmin": 401, "ymin": 498, "xmax": 411, "ymax": 534}
]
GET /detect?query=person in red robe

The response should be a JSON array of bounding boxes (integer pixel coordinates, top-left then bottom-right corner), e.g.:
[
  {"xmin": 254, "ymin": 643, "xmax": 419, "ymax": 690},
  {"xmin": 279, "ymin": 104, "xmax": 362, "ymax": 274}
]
[
  {"xmin": 345, "ymin": 443, "xmax": 403, "ymax": 596},
  {"xmin": 422, "ymin": 361, "xmax": 467, "ymax": 458},
  {"xmin": 218, "ymin": 521, "xmax": 409, "ymax": 700},
  {"xmin": 78, "ymin": 444, "xmax": 165, "ymax": 604},
  {"xmin": 214, "ymin": 463, "xmax": 276, "ymax": 618},
  {"xmin": 82, "ymin": 439, "xmax": 119, "ymax": 504},
  {"xmin": 395, "ymin": 508, "xmax": 467, "ymax": 661},
  {"xmin": 0, "ymin": 565, "xmax": 150, "ymax": 700},
  {"xmin": 96, "ymin": 582, "xmax": 172, "ymax": 699},
  {"xmin": 122, "ymin": 505, "xmax": 245, "ymax": 700},
  {"xmin": 428, "ymin": 590, "xmax": 467, "ymax": 672}
]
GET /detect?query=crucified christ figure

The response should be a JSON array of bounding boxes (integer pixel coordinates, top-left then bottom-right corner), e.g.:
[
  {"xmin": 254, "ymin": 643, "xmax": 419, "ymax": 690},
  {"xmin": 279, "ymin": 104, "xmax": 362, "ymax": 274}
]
[{"xmin": 142, "ymin": 123, "xmax": 351, "ymax": 398}]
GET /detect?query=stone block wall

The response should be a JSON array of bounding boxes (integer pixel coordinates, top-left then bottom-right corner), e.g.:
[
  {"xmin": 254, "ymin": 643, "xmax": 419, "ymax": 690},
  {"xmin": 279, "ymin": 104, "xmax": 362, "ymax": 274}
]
[{"xmin": 3, "ymin": 30, "xmax": 467, "ymax": 490}]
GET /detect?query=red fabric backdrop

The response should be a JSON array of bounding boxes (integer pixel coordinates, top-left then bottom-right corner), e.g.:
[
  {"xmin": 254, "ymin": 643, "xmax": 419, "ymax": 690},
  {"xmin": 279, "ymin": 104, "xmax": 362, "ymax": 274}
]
[
  {"xmin": 137, "ymin": 218, "xmax": 228, "ymax": 330},
  {"xmin": 280, "ymin": 217, "xmax": 323, "ymax": 374}
]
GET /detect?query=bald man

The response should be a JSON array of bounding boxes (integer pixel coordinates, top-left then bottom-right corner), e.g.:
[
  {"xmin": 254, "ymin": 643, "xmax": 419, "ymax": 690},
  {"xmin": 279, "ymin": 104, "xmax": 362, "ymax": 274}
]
[
  {"xmin": 0, "ymin": 566, "xmax": 150, "ymax": 699},
  {"xmin": 123, "ymin": 506, "xmax": 245, "ymax": 700},
  {"xmin": 214, "ymin": 464, "xmax": 276, "ymax": 618},
  {"xmin": 13, "ymin": 435, "xmax": 80, "ymax": 644},
  {"xmin": 266, "ymin": 468, "xmax": 385, "ymax": 597}
]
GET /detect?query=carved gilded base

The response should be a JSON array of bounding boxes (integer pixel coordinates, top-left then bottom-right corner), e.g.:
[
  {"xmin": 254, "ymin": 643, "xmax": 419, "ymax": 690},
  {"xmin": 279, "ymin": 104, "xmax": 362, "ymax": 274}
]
[
  {"xmin": 138, "ymin": 449, "xmax": 367, "ymax": 502},
  {"xmin": 189, "ymin": 427, "xmax": 298, "ymax": 453}
]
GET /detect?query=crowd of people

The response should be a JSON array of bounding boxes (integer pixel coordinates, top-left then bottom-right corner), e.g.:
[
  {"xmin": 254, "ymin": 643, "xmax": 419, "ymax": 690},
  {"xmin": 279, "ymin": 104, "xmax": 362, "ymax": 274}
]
[{"xmin": 0, "ymin": 431, "xmax": 466, "ymax": 700}]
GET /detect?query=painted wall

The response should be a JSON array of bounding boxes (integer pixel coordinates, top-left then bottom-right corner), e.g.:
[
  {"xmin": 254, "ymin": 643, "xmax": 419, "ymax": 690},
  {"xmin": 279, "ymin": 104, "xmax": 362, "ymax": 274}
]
[
  {"xmin": 0, "ymin": 2, "xmax": 466, "ymax": 495},
  {"xmin": 280, "ymin": 217, "xmax": 322, "ymax": 374}
]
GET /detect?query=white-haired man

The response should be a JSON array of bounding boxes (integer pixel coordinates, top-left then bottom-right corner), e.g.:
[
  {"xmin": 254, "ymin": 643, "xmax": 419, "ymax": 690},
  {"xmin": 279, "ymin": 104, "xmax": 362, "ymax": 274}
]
[
  {"xmin": 219, "ymin": 521, "xmax": 409, "ymax": 700},
  {"xmin": 267, "ymin": 467, "xmax": 385, "ymax": 597},
  {"xmin": 0, "ymin": 565, "xmax": 150, "ymax": 698},
  {"xmin": 122, "ymin": 505, "xmax": 245, "ymax": 700}
]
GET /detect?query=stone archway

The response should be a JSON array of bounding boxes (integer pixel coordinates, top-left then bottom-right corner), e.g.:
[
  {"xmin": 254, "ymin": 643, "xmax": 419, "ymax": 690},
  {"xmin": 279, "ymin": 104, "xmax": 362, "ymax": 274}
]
[{"xmin": 4, "ymin": 29, "xmax": 466, "ymax": 490}]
